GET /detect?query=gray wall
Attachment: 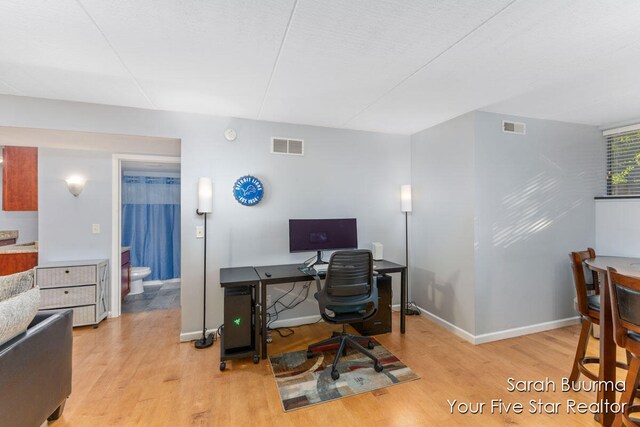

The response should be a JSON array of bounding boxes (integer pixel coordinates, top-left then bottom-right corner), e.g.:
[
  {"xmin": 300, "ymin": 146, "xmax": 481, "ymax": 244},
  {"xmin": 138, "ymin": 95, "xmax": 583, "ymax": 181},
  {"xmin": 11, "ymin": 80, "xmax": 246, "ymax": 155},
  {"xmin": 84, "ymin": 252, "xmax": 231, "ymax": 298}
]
[
  {"xmin": 409, "ymin": 111, "xmax": 604, "ymax": 337},
  {"xmin": 183, "ymin": 118, "xmax": 410, "ymax": 331},
  {"xmin": 0, "ymin": 163, "xmax": 38, "ymax": 244},
  {"xmin": 410, "ymin": 113, "xmax": 477, "ymax": 334},
  {"xmin": 473, "ymin": 112, "xmax": 604, "ymax": 334},
  {"xmin": 0, "ymin": 95, "xmax": 410, "ymax": 337},
  {"xmin": 596, "ymin": 200, "xmax": 640, "ymax": 257},
  {"xmin": 38, "ymin": 148, "xmax": 112, "ymax": 262}
]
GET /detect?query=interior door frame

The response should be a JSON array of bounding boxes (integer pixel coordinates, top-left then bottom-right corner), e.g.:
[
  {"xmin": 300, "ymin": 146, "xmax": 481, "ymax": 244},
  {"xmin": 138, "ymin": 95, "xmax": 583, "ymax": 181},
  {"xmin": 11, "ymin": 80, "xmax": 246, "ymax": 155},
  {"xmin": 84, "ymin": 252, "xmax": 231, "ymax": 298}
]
[{"xmin": 110, "ymin": 153, "xmax": 181, "ymax": 317}]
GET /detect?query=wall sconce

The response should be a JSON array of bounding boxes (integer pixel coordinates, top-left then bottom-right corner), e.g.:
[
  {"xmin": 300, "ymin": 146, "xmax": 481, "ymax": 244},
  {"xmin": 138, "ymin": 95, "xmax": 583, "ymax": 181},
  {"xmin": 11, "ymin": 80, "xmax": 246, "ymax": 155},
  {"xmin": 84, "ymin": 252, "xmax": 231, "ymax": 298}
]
[{"xmin": 65, "ymin": 175, "xmax": 86, "ymax": 197}]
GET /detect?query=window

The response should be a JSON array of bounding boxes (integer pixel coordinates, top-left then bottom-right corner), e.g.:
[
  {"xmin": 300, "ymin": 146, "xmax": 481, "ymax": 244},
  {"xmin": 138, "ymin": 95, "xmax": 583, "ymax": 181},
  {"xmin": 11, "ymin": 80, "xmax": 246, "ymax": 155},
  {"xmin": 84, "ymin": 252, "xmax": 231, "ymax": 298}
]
[{"xmin": 606, "ymin": 129, "xmax": 640, "ymax": 196}]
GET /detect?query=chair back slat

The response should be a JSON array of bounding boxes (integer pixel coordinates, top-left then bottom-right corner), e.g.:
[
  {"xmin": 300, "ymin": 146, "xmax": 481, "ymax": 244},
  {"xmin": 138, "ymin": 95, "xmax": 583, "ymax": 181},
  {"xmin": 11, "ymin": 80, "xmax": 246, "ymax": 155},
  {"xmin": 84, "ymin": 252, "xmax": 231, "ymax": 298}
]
[
  {"xmin": 607, "ymin": 268, "xmax": 640, "ymax": 347},
  {"xmin": 569, "ymin": 248, "xmax": 598, "ymax": 316},
  {"xmin": 325, "ymin": 250, "xmax": 373, "ymax": 298}
]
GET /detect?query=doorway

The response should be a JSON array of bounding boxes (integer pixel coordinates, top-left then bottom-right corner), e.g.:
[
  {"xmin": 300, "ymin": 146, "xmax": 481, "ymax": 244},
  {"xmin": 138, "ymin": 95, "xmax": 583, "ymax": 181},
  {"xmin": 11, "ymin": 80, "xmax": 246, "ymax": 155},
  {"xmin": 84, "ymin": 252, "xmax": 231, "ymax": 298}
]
[{"xmin": 111, "ymin": 154, "xmax": 181, "ymax": 317}]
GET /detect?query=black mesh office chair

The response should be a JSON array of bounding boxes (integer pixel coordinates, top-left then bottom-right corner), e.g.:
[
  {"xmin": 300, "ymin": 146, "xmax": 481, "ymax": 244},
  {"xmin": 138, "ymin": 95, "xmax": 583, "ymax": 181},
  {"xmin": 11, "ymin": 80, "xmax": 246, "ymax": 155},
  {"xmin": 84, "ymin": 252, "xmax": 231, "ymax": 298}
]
[{"xmin": 306, "ymin": 249, "xmax": 384, "ymax": 380}]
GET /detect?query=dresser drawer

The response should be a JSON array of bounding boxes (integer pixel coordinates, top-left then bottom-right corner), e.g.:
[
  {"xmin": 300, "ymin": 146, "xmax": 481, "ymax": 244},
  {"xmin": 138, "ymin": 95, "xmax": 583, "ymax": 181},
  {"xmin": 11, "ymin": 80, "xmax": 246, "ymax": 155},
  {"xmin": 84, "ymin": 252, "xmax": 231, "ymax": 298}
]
[
  {"xmin": 41, "ymin": 305, "xmax": 96, "ymax": 327},
  {"xmin": 40, "ymin": 285, "xmax": 96, "ymax": 309},
  {"xmin": 36, "ymin": 265, "xmax": 96, "ymax": 288}
]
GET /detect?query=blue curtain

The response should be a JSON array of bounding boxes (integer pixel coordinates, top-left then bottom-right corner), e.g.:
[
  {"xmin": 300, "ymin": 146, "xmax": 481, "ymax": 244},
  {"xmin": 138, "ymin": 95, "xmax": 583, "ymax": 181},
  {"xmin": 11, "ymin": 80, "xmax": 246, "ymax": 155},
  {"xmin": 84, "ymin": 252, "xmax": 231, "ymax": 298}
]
[{"xmin": 122, "ymin": 176, "xmax": 180, "ymax": 281}]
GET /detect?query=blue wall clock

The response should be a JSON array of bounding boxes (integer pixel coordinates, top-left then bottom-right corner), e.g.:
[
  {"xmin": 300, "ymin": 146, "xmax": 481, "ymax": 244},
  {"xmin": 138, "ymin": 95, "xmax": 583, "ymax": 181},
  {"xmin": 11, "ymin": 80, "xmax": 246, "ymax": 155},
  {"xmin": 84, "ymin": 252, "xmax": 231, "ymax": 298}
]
[{"xmin": 233, "ymin": 175, "xmax": 264, "ymax": 206}]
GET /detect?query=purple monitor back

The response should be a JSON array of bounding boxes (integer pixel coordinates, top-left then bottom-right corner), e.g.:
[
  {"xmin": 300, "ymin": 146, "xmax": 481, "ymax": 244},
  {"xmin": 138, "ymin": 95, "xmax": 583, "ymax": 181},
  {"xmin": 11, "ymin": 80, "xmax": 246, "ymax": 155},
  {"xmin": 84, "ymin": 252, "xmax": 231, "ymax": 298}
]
[{"xmin": 289, "ymin": 218, "xmax": 357, "ymax": 253}]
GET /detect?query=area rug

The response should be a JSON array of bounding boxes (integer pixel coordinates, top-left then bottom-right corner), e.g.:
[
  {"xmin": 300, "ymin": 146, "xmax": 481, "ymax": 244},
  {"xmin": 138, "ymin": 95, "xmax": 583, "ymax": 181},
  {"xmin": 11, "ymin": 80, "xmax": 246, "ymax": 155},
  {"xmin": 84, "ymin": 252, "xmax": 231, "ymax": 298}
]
[{"xmin": 268, "ymin": 339, "xmax": 420, "ymax": 411}]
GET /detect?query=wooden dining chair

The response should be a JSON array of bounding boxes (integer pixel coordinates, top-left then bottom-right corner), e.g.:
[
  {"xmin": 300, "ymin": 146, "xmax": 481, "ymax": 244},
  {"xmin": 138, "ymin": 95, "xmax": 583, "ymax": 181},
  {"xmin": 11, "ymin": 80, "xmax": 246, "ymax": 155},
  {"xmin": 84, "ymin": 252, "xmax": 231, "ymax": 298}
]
[
  {"xmin": 568, "ymin": 248, "xmax": 601, "ymax": 385},
  {"xmin": 607, "ymin": 267, "xmax": 640, "ymax": 427}
]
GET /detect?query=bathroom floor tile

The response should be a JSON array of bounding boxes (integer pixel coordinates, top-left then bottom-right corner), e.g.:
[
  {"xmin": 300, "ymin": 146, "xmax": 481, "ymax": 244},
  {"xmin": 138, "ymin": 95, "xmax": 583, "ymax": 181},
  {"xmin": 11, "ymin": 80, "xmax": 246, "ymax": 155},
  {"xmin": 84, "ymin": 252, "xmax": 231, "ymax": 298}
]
[{"xmin": 122, "ymin": 282, "xmax": 181, "ymax": 313}]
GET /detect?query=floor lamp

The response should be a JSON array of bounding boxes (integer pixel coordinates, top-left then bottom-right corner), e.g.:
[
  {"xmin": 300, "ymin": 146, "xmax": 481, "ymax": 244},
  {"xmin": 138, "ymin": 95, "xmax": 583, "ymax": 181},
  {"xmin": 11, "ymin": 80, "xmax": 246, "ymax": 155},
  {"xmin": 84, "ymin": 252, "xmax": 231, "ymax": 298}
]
[
  {"xmin": 401, "ymin": 185, "xmax": 418, "ymax": 315},
  {"xmin": 195, "ymin": 177, "xmax": 214, "ymax": 349}
]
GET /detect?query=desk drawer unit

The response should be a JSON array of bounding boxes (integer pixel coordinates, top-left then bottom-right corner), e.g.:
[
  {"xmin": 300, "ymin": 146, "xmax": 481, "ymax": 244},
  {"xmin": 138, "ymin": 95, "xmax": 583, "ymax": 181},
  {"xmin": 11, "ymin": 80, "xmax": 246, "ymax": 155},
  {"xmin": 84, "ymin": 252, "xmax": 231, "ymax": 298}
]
[
  {"xmin": 35, "ymin": 259, "xmax": 109, "ymax": 327},
  {"xmin": 40, "ymin": 305, "xmax": 96, "ymax": 327},
  {"xmin": 40, "ymin": 285, "xmax": 96, "ymax": 309},
  {"xmin": 36, "ymin": 265, "xmax": 96, "ymax": 288}
]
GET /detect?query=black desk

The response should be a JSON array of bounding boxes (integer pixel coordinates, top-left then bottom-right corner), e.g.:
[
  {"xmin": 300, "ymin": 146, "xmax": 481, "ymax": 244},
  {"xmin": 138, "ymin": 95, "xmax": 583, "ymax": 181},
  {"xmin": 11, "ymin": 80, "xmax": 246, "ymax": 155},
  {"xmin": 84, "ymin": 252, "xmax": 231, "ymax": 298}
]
[
  {"xmin": 253, "ymin": 259, "xmax": 407, "ymax": 359},
  {"xmin": 220, "ymin": 266, "xmax": 261, "ymax": 288}
]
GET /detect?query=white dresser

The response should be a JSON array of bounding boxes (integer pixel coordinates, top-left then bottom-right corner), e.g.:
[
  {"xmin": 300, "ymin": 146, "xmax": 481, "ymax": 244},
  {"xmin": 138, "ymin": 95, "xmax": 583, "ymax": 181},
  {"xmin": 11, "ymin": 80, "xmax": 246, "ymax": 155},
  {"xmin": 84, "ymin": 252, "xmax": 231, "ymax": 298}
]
[{"xmin": 36, "ymin": 259, "xmax": 110, "ymax": 327}]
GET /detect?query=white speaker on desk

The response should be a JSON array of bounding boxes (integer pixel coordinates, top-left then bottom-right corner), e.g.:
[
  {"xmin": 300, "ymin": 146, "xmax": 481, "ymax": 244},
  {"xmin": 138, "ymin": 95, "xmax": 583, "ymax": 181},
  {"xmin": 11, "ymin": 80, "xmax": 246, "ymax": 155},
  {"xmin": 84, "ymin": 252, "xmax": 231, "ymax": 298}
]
[{"xmin": 372, "ymin": 242, "xmax": 383, "ymax": 261}]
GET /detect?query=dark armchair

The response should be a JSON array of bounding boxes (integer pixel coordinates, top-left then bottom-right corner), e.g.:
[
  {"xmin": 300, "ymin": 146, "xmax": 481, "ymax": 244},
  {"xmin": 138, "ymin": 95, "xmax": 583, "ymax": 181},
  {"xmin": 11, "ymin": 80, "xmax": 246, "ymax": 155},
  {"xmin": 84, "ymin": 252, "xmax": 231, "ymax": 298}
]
[
  {"xmin": 306, "ymin": 250, "xmax": 383, "ymax": 380},
  {"xmin": 0, "ymin": 309, "xmax": 73, "ymax": 426}
]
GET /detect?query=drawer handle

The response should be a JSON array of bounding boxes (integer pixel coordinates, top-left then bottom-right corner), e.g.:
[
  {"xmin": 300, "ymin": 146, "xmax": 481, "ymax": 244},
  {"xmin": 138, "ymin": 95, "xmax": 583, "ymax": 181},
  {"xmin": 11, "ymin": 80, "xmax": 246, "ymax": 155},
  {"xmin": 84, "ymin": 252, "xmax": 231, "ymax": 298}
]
[
  {"xmin": 64, "ymin": 291, "xmax": 69, "ymax": 294},
  {"xmin": 65, "ymin": 270, "xmax": 70, "ymax": 274}
]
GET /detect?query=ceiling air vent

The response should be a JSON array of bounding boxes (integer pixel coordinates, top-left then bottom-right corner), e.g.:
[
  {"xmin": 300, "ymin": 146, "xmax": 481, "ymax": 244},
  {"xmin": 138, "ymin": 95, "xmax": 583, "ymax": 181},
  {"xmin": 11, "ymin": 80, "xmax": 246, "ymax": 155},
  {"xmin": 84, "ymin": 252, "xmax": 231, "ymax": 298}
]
[
  {"xmin": 502, "ymin": 120, "xmax": 526, "ymax": 135},
  {"xmin": 271, "ymin": 137, "xmax": 304, "ymax": 156}
]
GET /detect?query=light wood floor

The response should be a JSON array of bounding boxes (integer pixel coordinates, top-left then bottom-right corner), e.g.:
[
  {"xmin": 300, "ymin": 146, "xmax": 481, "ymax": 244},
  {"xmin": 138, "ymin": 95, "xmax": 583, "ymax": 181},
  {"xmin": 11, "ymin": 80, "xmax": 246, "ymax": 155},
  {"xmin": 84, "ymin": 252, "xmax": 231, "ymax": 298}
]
[{"xmin": 52, "ymin": 309, "xmax": 625, "ymax": 426}]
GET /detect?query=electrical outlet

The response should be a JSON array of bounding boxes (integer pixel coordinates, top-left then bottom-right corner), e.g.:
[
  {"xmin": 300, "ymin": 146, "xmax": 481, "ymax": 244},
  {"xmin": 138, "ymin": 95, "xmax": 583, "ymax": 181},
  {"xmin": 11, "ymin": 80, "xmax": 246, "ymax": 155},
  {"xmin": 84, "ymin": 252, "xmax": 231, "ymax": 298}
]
[
  {"xmin": 92, "ymin": 224, "xmax": 100, "ymax": 234},
  {"xmin": 196, "ymin": 226, "xmax": 204, "ymax": 238}
]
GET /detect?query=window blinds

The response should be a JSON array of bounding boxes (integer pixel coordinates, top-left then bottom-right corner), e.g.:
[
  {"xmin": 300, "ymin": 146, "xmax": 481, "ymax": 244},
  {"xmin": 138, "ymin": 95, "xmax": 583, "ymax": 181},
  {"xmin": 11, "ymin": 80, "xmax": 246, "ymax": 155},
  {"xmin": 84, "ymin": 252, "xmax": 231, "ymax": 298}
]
[{"xmin": 606, "ymin": 130, "xmax": 640, "ymax": 196}]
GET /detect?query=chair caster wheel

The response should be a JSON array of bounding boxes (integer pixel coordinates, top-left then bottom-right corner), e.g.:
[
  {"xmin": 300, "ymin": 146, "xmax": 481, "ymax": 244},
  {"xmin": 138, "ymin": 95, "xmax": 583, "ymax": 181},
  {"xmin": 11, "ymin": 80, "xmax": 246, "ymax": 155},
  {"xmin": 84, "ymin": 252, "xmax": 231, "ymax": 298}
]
[
  {"xmin": 374, "ymin": 362, "xmax": 383, "ymax": 372},
  {"xmin": 306, "ymin": 350, "xmax": 314, "ymax": 359},
  {"xmin": 368, "ymin": 340, "xmax": 375, "ymax": 349},
  {"xmin": 220, "ymin": 362, "xmax": 226, "ymax": 371},
  {"xmin": 253, "ymin": 355, "xmax": 260, "ymax": 364},
  {"xmin": 331, "ymin": 370, "xmax": 340, "ymax": 380}
]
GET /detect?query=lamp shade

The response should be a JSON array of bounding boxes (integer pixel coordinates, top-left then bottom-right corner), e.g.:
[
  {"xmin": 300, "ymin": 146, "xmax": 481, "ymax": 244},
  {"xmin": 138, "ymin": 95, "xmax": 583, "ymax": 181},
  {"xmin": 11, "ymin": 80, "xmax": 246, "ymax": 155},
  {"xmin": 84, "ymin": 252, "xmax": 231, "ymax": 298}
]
[
  {"xmin": 66, "ymin": 175, "xmax": 86, "ymax": 197},
  {"xmin": 400, "ymin": 184, "xmax": 412, "ymax": 212},
  {"xmin": 198, "ymin": 177, "xmax": 213, "ymax": 213}
]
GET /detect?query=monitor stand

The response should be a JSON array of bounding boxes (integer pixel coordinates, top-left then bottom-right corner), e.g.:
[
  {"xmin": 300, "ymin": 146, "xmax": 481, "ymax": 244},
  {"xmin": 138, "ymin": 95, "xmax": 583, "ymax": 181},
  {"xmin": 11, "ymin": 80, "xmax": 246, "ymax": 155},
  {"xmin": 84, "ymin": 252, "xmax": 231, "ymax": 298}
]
[{"xmin": 307, "ymin": 251, "xmax": 327, "ymax": 268}]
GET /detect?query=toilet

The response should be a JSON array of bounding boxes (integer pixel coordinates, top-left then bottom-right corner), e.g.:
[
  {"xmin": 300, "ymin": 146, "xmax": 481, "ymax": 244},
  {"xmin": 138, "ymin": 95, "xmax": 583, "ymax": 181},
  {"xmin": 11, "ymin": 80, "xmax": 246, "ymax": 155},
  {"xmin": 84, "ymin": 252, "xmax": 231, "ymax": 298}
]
[{"xmin": 129, "ymin": 266, "xmax": 151, "ymax": 295}]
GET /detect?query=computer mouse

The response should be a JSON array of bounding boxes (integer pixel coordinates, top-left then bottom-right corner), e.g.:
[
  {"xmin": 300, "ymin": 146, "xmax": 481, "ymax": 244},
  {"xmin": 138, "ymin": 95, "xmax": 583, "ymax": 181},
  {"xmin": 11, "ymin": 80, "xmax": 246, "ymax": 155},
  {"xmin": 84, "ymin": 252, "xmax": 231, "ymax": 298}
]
[{"xmin": 265, "ymin": 272, "xmax": 272, "ymax": 277}]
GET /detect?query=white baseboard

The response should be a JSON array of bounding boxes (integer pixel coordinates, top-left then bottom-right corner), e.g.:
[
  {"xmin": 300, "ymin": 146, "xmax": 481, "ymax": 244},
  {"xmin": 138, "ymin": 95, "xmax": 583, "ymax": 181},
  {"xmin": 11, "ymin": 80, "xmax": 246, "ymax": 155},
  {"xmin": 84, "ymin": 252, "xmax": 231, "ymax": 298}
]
[
  {"xmin": 180, "ymin": 326, "xmax": 221, "ymax": 343},
  {"xmin": 178, "ymin": 314, "xmax": 323, "ymax": 342},
  {"xmin": 143, "ymin": 280, "xmax": 164, "ymax": 287},
  {"xmin": 394, "ymin": 304, "xmax": 579, "ymax": 345},
  {"xmin": 414, "ymin": 306, "xmax": 476, "ymax": 343},
  {"xmin": 473, "ymin": 316, "xmax": 580, "ymax": 344},
  {"xmin": 269, "ymin": 314, "xmax": 322, "ymax": 329},
  {"xmin": 180, "ymin": 307, "xmax": 579, "ymax": 344}
]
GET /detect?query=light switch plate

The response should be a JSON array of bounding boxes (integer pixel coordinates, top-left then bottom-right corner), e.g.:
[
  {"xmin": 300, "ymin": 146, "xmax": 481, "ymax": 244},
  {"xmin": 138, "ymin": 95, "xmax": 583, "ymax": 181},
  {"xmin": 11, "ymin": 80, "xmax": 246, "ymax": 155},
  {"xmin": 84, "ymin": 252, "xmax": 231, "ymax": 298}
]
[
  {"xmin": 196, "ymin": 226, "xmax": 204, "ymax": 238},
  {"xmin": 92, "ymin": 224, "xmax": 100, "ymax": 234}
]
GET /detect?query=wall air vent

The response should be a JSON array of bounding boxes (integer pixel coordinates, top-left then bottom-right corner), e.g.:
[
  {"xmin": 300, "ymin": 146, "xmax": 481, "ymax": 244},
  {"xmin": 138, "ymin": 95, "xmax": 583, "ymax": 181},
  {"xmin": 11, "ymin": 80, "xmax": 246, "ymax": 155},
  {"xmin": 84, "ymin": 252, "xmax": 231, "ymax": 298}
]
[
  {"xmin": 271, "ymin": 137, "xmax": 304, "ymax": 156},
  {"xmin": 502, "ymin": 120, "xmax": 526, "ymax": 135}
]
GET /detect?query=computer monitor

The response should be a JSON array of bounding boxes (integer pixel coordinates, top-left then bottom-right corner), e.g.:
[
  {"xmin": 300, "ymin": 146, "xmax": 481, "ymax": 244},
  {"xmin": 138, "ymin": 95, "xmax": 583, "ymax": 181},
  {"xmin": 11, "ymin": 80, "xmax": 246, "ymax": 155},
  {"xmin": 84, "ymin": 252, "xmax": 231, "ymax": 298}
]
[{"xmin": 289, "ymin": 218, "xmax": 357, "ymax": 265}]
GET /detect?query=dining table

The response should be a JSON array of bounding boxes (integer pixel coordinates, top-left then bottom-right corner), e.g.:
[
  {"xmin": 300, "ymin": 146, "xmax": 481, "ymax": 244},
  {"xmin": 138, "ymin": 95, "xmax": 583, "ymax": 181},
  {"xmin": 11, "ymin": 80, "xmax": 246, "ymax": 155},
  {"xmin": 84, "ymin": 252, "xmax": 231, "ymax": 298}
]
[{"xmin": 584, "ymin": 256, "xmax": 640, "ymax": 426}]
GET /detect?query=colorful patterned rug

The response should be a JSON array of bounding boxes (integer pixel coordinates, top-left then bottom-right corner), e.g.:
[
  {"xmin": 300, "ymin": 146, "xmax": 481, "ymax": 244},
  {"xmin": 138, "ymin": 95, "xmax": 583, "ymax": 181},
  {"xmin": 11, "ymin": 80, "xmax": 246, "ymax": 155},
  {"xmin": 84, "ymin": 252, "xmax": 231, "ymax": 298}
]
[{"xmin": 268, "ymin": 339, "xmax": 420, "ymax": 411}]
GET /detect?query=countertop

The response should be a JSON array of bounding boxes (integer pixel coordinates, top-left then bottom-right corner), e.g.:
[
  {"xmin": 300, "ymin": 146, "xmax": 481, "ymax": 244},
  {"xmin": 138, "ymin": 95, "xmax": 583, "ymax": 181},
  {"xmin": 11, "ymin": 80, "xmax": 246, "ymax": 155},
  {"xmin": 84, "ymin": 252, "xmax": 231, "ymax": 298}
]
[
  {"xmin": 0, "ymin": 230, "xmax": 18, "ymax": 241},
  {"xmin": 0, "ymin": 241, "xmax": 38, "ymax": 254}
]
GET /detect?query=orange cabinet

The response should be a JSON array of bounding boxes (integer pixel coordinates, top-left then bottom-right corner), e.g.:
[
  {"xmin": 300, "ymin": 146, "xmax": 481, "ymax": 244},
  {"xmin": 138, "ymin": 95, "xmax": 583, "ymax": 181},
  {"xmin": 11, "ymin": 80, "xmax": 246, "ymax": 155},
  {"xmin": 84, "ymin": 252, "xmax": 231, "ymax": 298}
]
[
  {"xmin": 0, "ymin": 252, "xmax": 38, "ymax": 275},
  {"xmin": 2, "ymin": 146, "xmax": 38, "ymax": 211}
]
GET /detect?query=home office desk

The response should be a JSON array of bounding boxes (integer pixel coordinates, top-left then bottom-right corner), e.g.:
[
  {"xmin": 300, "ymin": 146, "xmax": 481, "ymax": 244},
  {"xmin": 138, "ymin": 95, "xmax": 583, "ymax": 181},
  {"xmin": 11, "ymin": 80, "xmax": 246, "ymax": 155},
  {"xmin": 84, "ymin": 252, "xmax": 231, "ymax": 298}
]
[{"xmin": 253, "ymin": 259, "xmax": 407, "ymax": 359}]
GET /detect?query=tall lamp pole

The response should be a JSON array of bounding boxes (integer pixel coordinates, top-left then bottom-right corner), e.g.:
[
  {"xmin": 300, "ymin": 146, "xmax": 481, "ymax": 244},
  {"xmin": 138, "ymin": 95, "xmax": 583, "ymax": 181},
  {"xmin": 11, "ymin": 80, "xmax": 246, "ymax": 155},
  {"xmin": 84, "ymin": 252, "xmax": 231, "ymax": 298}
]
[
  {"xmin": 195, "ymin": 177, "xmax": 214, "ymax": 349},
  {"xmin": 400, "ymin": 185, "xmax": 416, "ymax": 315}
]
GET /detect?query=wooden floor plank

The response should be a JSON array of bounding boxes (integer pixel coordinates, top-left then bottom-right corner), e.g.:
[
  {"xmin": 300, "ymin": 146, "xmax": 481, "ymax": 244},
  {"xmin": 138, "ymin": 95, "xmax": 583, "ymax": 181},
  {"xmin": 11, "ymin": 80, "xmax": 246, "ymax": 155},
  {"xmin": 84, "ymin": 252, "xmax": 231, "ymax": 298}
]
[{"xmin": 50, "ymin": 309, "xmax": 624, "ymax": 426}]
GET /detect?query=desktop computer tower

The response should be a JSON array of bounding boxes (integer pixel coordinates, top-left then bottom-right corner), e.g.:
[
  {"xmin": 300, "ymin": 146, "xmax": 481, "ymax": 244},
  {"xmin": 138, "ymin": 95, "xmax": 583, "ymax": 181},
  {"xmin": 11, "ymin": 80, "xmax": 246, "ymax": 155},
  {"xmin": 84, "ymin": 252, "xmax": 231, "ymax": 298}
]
[
  {"xmin": 223, "ymin": 286, "xmax": 254, "ymax": 352},
  {"xmin": 351, "ymin": 274, "xmax": 392, "ymax": 336}
]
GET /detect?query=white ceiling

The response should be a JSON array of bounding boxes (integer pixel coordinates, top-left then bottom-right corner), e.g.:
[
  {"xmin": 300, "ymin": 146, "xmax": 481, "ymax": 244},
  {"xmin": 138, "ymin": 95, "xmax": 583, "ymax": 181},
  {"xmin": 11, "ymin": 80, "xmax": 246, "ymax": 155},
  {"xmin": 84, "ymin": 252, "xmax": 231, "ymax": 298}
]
[{"xmin": 1, "ymin": 0, "xmax": 640, "ymax": 135}]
